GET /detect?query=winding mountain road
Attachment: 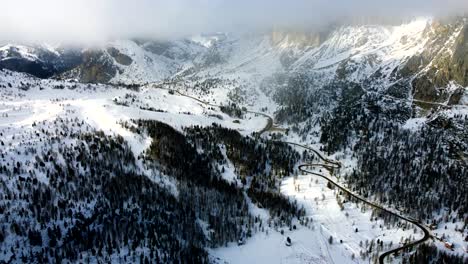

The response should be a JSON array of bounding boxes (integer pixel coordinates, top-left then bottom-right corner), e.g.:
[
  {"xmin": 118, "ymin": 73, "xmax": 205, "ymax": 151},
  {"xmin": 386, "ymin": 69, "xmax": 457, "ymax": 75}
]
[
  {"xmin": 264, "ymin": 122, "xmax": 431, "ymax": 263},
  {"xmin": 151, "ymin": 85, "xmax": 432, "ymax": 264},
  {"xmin": 270, "ymin": 132, "xmax": 431, "ymax": 263},
  {"xmin": 290, "ymin": 146, "xmax": 431, "ymax": 264}
]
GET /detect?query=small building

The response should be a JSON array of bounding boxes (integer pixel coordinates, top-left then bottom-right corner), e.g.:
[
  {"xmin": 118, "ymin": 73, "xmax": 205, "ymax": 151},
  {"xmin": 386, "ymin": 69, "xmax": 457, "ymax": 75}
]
[{"xmin": 444, "ymin": 242, "xmax": 454, "ymax": 250}]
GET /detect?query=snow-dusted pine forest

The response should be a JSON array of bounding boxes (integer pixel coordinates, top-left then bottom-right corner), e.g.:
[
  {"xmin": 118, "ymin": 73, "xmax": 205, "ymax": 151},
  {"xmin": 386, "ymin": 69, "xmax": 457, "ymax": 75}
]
[{"xmin": 0, "ymin": 10, "xmax": 467, "ymax": 264}]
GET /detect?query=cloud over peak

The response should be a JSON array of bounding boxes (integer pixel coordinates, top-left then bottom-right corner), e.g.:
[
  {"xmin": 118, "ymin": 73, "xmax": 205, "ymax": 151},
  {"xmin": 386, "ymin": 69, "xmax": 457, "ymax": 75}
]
[{"xmin": 1, "ymin": 0, "xmax": 467, "ymax": 43}]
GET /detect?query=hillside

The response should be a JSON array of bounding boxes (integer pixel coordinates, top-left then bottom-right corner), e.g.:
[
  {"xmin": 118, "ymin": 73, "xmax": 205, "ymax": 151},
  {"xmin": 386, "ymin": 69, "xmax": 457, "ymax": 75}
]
[{"xmin": 0, "ymin": 16, "xmax": 467, "ymax": 264}]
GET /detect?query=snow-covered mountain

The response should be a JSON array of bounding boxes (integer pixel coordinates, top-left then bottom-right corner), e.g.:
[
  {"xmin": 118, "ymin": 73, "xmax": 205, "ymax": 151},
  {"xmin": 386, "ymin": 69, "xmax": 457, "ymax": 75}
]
[
  {"xmin": 2, "ymin": 17, "xmax": 466, "ymax": 105},
  {"xmin": 1, "ymin": 17, "xmax": 467, "ymax": 264}
]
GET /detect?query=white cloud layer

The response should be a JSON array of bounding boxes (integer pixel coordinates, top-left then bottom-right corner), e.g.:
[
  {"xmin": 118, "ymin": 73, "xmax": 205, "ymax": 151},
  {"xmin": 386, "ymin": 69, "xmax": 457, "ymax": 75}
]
[{"xmin": 1, "ymin": 0, "xmax": 467, "ymax": 43}]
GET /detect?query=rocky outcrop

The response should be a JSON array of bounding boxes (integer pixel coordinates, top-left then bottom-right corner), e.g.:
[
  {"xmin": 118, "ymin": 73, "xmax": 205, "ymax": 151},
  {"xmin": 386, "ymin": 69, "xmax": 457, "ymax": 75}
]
[
  {"xmin": 452, "ymin": 24, "xmax": 468, "ymax": 87},
  {"xmin": 402, "ymin": 18, "xmax": 468, "ymax": 104},
  {"xmin": 270, "ymin": 30, "xmax": 329, "ymax": 49},
  {"xmin": 73, "ymin": 50, "xmax": 118, "ymax": 83},
  {"xmin": 106, "ymin": 47, "xmax": 132, "ymax": 66}
]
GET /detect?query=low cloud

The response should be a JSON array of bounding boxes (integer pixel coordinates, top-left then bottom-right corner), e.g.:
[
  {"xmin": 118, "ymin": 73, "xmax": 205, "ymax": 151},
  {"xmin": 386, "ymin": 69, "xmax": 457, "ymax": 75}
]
[{"xmin": 1, "ymin": 0, "xmax": 467, "ymax": 43}]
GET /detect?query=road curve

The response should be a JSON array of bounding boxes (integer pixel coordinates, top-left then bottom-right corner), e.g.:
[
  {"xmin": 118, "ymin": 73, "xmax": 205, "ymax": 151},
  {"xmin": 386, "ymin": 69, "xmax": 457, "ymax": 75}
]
[
  {"xmin": 150, "ymin": 85, "xmax": 431, "ymax": 264},
  {"xmin": 280, "ymin": 142, "xmax": 430, "ymax": 264},
  {"xmin": 279, "ymin": 141, "xmax": 341, "ymax": 169},
  {"xmin": 298, "ymin": 165, "xmax": 430, "ymax": 264},
  {"xmin": 247, "ymin": 110, "xmax": 273, "ymax": 135},
  {"xmin": 178, "ymin": 91, "xmax": 275, "ymax": 134},
  {"xmin": 278, "ymin": 142, "xmax": 431, "ymax": 263},
  {"xmin": 150, "ymin": 83, "xmax": 275, "ymax": 135}
]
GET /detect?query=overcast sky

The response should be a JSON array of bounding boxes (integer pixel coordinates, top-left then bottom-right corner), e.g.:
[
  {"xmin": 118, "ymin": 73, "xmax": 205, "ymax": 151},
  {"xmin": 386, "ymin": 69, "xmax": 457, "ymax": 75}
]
[{"xmin": 1, "ymin": 0, "xmax": 468, "ymax": 43}]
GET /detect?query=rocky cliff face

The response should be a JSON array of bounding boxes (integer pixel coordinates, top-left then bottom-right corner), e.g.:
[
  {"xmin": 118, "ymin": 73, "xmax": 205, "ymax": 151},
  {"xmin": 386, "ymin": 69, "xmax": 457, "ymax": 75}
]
[
  {"xmin": 106, "ymin": 47, "xmax": 133, "ymax": 66},
  {"xmin": 270, "ymin": 30, "xmax": 329, "ymax": 49},
  {"xmin": 452, "ymin": 23, "xmax": 468, "ymax": 87},
  {"xmin": 404, "ymin": 18, "xmax": 468, "ymax": 104},
  {"xmin": 74, "ymin": 50, "xmax": 118, "ymax": 83}
]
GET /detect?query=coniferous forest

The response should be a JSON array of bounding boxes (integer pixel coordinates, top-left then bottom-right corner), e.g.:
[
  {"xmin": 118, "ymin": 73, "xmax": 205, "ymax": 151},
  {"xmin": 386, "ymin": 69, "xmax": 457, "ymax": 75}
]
[
  {"xmin": 2, "ymin": 9, "xmax": 468, "ymax": 263},
  {"xmin": 0, "ymin": 116, "xmax": 307, "ymax": 263}
]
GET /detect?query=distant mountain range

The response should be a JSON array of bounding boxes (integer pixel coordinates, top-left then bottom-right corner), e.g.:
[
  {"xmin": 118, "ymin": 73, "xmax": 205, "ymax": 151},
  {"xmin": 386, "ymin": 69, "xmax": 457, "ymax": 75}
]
[{"xmin": 1, "ymin": 17, "xmax": 466, "ymax": 106}]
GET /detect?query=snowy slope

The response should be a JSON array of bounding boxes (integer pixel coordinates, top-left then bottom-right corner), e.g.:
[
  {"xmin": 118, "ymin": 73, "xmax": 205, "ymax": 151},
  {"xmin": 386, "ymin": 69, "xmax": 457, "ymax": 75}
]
[
  {"xmin": 1, "ymin": 16, "xmax": 467, "ymax": 264},
  {"xmin": 0, "ymin": 69, "xmax": 259, "ymax": 175},
  {"xmin": 211, "ymin": 165, "xmax": 421, "ymax": 264},
  {"xmin": 287, "ymin": 19, "xmax": 430, "ymax": 84},
  {"xmin": 108, "ymin": 39, "xmax": 209, "ymax": 84}
]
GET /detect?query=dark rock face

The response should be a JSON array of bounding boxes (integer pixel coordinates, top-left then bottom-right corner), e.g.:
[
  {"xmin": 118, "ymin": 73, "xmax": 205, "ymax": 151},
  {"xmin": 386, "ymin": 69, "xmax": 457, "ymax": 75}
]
[
  {"xmin": 400, "ymin": 19, "xmax": 468, "ymax": 104},
  {"xmin": 452, "ymin": 24, "xmax": 468, "ymax": 87},
  {"xmin": 139, "ymin": 41, "xmax": 172, "ymax": 56},
  {"xmin": 78, "ymin": 50, "xmax": 118, "ymax": 83},
  {"xmin": 386, "ymin": 80, "xmax": 411, "ymax": 99},
  {"xmin": 106, "ymin": 47, "xmax": 132, "ymax": 66},
  {"xmin": 135, "ymin": 39, "xmax": 197, "ymax": 61},
  {"xmin": 411, "ymin": 75, "xmax": 451, "ymax": 103},
  {"xmin": 448, "ymin": 87, "xmax": 466, "ymax": 105}
]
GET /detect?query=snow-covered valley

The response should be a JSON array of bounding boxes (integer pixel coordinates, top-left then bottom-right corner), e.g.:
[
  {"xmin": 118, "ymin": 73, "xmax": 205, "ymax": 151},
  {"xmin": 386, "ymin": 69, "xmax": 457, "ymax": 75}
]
[
  {"xmin": 1, "ymin": 67, "xmax": 466, "ymax": 263},
  {"xmin": 0, "ymin": 14, "xmax": 468, "ymax": 264}
]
